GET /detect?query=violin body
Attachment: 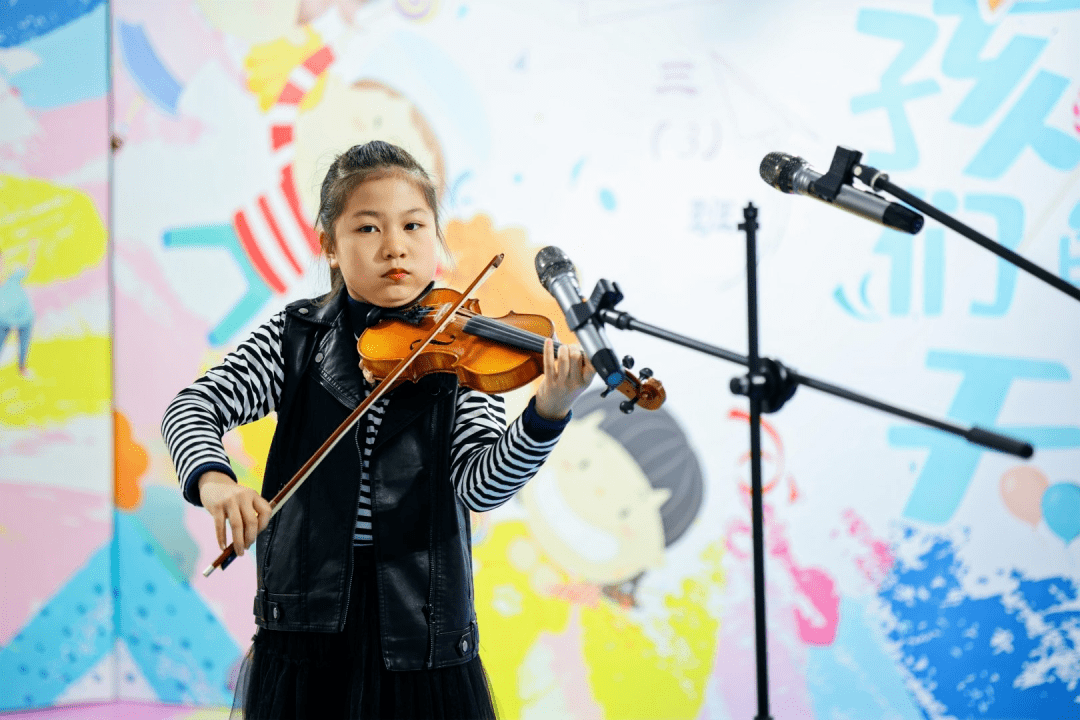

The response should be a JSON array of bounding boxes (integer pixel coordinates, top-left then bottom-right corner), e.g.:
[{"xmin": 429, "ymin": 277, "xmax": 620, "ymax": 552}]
[{"xmin": 359, "ymin": 288, "xmax": 555, "ymax": 394}]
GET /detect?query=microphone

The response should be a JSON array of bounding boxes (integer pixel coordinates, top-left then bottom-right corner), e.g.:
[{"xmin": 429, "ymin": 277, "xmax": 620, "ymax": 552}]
[
  {"xmin": 534, "ymin": 246, "xmax": 624, "ymax": 387},
  {"xmin": 759, "ymin": 152, "xmax": 924, "ymax": 234}
]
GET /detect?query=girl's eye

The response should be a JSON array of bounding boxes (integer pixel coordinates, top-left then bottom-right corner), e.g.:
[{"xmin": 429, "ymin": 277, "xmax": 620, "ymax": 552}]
[
  {"xmin": 405, "ymin": 222, "xmax": 422, "ymax": 231},
  {"xmin": 358, "ymin": 225, "xmax": 377, "ymax": 234}
]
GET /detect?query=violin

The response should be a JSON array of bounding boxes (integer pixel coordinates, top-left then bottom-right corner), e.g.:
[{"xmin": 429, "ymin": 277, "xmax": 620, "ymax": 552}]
[
  {"xmin": 358, "ymin": 287, "xmax": 665, "ymax": 411},
  {"xmin": 202, "ymin": 255, "xmax": 663, "ymax": 576}
]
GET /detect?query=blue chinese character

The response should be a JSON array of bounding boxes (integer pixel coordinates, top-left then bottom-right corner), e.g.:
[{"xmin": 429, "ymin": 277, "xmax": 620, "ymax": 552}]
[
  {"xmin": 935, "ymin": 0, "xmax": 1046, "ymax": 126},
  {"xmin": 851, "ymin": 10, "xmax": 941, "ymax": 170},
  {"xmin": 893, "ymin": 352, "xmax": 1080, "ymax": 524},
  {"xmin": 965, "ymin": 70, "xmax": 1080, "ymax": 178},
  {"xmin": 966, "ymin": 195, "xmax": 1024, "ymax": 317},
  {"xmin": 1061, "ymin": 200, "xmax": 1080, "ymax": 283}
]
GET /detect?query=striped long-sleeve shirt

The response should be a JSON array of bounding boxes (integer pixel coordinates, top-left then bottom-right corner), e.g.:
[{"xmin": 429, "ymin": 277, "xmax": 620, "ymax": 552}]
[{"xmin": 161, "ymin": 309, "xmax": 569, "ymax": 545}]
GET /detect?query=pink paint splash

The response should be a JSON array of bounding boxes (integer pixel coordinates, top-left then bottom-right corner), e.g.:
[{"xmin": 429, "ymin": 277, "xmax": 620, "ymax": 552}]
[
  {"xmin": 0, "ymin": 484, "xmax": 112, "ymax": 645},
  {"xmin": 8, "ymin": 429, "xmax": 77, "ymax": 456},
  {"xmin": 182, "ymin": 502, "xmax": 259, "ymax": 650},
  {"xmin": 701, "ymin": 561, "xmax": 816, "ymax": 720},
  {"xmin": 2, "ymin": 98, "xmax": 108, "ymax": 180},
  {"xmin": 112, "ymin": 241, "xmax": 210, "ymax": 443},
  {"xmin": 840, "ymin": 507, "xmax": 895, "ymax": 585},
  {"xmin": 725, "ymin": 502, "xmax": 840, "ymax": 647},
  {"xmin": 769, "ymin": 522, "xmax": 840, "ymax": 647},
  {"xmin": 26, "ymin": 261, "xmax": 107, "ymax": 315},
  {"xmin": 532, "ymin": 607, "xmax": 604, "ymax": 718}
]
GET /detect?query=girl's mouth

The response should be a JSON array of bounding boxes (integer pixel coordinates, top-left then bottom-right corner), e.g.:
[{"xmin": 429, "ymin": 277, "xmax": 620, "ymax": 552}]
[{"xmin": 384, "ymin": 269, "xmax": 409, "ymax": 281}]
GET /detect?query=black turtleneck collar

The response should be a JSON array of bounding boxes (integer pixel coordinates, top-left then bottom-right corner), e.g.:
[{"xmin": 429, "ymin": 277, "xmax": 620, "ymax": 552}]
[{"xmin": 345, "ymin": 282, "xmax": 435, "ymax": 338}]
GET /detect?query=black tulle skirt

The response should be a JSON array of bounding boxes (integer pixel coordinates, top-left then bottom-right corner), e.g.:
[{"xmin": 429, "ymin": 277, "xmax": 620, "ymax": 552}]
[{"xmin": 232, "ymin": 547, "xmax": 497, "ymax": 720}]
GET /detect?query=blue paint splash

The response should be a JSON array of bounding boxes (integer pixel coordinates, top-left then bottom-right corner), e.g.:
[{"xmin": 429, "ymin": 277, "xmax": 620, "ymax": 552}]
[
  {"xmin": 599, "ymin": 188, "xmax": 617, "ymax": 211},
  {"xmin": 0, "ymin": 0, "xmax": 103, "ymax": 48},
  {"xmin": 878, "ymin": 531, "xmax": 1080, "ymax": 718}
]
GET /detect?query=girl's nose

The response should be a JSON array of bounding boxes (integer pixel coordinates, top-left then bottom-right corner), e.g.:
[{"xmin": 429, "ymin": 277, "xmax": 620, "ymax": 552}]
[{"xmin": 382, "ymin": 229, "xmax": 407, "ymax": 258}]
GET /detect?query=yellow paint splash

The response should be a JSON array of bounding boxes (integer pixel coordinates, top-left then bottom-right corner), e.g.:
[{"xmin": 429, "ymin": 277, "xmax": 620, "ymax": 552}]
[
  {"xmin": 473, "ymin": 521, "xmax": 572, "ymax": 720},
  {"xmin": 0, "ymin": 335, "xmax": 110, "ymax": 425},
  {"xmin": 581, "ymin": 540, "xmax": 725, "ymax": 719},
  {"xmin": 474, "ymin": 521, "xmax": 726, "ymax": 719},
  {"xmin": 245, "ymin": 25, "xmax": 328, "ymax": 113},
  {"xmin": 232, "ymin": 414, "xmax": 277, "ymax": 492},
  {"xmin": 0, "ymin": 176, "xmax": 106, "ymax": 283},
  {"xmin": 178, "ymin": 708, "xmax": 231, "ymax": 720}
]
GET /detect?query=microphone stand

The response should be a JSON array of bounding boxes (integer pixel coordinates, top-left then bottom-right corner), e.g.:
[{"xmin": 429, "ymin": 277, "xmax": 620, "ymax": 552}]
[
  {"xmin": 816, "ymin": 145, "xmax": 1080, "ymax": 305},
  {"xmin": 583, "ymin": 203, "xmax": 1033, "ymax": 720}
]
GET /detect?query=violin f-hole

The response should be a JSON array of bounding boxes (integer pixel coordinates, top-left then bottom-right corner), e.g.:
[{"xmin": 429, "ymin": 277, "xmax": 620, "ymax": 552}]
[{"xmin": 410, "ymin": 333, "xmax": 457, "ymax": 351}]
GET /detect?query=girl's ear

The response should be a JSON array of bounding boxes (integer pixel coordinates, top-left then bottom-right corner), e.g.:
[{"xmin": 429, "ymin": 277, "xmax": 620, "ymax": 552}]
[{"xmin": 321, "ymin": 231, "xmax": 339, "ymax": 269}]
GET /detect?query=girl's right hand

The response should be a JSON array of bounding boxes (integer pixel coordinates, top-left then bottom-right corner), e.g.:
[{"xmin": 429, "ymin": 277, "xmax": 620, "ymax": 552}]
[{"xmin": 198, "ymin": 470, "xmax": 272, "ymax": 557}]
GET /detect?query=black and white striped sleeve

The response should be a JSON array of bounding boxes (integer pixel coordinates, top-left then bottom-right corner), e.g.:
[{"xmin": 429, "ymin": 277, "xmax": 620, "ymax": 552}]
[
  {"xmin": 450, "ymin": 389, "xmax": 568, "ymax": 512},
  {"xmin": 161, "ymin": 312, "xmax": 286, "ymax": 505}
]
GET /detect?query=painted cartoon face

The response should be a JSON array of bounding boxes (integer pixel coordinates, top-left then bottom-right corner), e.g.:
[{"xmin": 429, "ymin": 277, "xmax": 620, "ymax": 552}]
[
  {"xmin": 521, "ymin": 411, "xmax": 670, "ymax": 585},
  {"xmin": 326, "ymin": 174, "xmax": 438, "ymax": 307},
  {"xmin": 295, "ymin": 75, "xmax": 445, "ymax": 221}
]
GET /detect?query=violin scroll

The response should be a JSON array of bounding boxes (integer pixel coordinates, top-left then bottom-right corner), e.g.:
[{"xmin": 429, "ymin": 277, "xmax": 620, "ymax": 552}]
[{"xmin": 602, "ymin": 360, "xmax": 665, "ymax": 413}]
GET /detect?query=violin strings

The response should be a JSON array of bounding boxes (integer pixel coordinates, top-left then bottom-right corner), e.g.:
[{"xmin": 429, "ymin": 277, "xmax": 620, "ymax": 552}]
[
  {"xmin": 414, "ymin": 305, "xmax": 559, "ymax": 354},
  {"xmin": 463, "ymin": 316, "xmax": 549, "ymax": 354}
]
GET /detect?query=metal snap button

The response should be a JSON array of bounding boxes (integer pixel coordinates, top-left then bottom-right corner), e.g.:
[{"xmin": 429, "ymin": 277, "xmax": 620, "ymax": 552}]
[
  {"xmin": 315, "ymin": 353, "xmax": 324, "ymax": 363},
  {"xmin": 299, "ymin": 307, "xmax": 309, "ymax": 314}
]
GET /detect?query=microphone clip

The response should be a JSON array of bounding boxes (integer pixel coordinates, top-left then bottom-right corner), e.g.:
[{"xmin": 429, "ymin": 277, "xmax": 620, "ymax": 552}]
[
  {"xmin": 564, "ymin": 278, "xmax": 624, "ymax": 331},
  {"xmin": 810, "ymin": 146, "xmax": 863, "ymax": 203}
]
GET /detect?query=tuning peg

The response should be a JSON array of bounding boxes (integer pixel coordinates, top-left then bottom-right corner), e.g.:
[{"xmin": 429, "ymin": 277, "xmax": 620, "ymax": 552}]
[
  {"xmin": 639, "ymin": 367, "xmax": 653, "ymax": 380},
  {"xmin": 622, "ymin": 355, "xmax": 635, "ymax": 369},
  {"xmin": 619, "ymin": 398, "xmax": 638, "ymax": 414}
]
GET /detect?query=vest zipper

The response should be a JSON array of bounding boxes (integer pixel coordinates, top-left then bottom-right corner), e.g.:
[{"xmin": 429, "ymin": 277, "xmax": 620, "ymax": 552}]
[
  {"xmin": 341, "ymin": 416, "xmax": 366, "ymax": 632},
  {"xmin": 425, "ymin": 405, "xmax": 439, "ymax": 668}
]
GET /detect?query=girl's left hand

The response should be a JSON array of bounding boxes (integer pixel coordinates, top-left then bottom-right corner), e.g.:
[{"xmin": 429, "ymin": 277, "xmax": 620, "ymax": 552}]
[{"xmin": 534, "ymin": 338, "xmax": 596, "ymax": 420}]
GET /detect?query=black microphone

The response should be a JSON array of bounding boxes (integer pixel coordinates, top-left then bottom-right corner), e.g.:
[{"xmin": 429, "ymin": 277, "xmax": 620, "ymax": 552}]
[
  {"xmin": 534, "ymin": 246, "xmax": 624, "ymax": 387},
  {"xmin": 759, "ymin": 152, "xmax": 924, "ymax": 234}
]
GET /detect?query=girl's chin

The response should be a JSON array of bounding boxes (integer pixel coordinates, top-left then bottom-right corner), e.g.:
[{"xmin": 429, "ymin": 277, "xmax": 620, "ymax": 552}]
[{"xmin": 363, "ymin": 285, "xmax": 427, "ymax": 307}]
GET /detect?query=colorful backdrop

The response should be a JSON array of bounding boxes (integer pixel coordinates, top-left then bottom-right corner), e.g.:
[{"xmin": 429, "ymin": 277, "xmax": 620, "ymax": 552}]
[{"xmin": 2, "ymin": 0, "xmax": 1079, "ymax": 718}]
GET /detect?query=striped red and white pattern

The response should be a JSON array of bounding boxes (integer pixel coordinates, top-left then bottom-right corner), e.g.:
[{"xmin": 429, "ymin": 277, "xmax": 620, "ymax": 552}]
[
  {"xmin": 162, "ymin": 310, "xmax": 561, "ymax": 546},
  {"xmin": 233, "ymin": 46, "xmax": 334, "ymax": 294}
]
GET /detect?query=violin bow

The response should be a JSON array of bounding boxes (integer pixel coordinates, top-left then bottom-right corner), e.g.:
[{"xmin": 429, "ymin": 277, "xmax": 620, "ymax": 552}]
[{"xmin": 203, "ymin": 254, "xmax": 505, "ymax": 576}]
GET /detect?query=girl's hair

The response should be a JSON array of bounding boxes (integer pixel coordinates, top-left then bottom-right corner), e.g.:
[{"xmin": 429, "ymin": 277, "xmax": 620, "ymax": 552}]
[{"xmin": 315, "ymin": 140, "xmax": 446, "ymax": 301}]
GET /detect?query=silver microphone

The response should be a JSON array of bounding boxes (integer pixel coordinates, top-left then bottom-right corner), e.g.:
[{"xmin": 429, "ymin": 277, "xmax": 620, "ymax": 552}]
[
  {"xmin": 760, "ymin": 152, "xmax": 923, "ymax": 234},
  {"xmin": 534, "ymin": 246, "xmax": 624, "ymax": 387}
]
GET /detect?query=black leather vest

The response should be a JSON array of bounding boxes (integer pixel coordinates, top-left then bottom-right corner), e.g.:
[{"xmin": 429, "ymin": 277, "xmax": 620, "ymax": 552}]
[{"xmin": 252, "ymin": 290, "xmax": 479, "ymax": 670}]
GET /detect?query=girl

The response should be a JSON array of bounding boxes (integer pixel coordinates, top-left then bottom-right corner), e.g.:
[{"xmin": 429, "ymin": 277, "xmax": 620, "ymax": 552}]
[{"xmin": 161, "ymin": 140, "xmax": 594, "ymax": 719}]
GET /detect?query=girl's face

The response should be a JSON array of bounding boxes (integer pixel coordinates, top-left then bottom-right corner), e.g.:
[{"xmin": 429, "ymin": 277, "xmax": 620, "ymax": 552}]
[{"xmin": 327, "ymin": 174, "xmax": 438, "ymax": 307}]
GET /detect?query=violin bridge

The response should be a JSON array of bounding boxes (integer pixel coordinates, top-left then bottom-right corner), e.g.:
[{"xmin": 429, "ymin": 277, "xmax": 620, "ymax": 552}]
[
  {"xmin": 431, "ymin": 302, "xmax": 452, "ymax": 324},
  {"xmin": 383, "ymin": 305, "xmax": 429, "ymax": 326}
]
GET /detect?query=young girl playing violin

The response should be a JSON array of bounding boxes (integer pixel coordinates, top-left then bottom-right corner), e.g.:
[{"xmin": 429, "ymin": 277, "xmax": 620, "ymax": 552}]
[{"xmin": 161, "ymin": 140, "xmax": 594, "ymax": 719}]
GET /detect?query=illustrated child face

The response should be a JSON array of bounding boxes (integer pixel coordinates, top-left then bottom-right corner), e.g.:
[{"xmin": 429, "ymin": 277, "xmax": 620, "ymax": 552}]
[
  {"xmin": 326, "ymin": 173, "xmax": 438, "ymax": 307},
  {"xmin": 521, "ymin": 411, "xmax": 670, "ymax": 585}
]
